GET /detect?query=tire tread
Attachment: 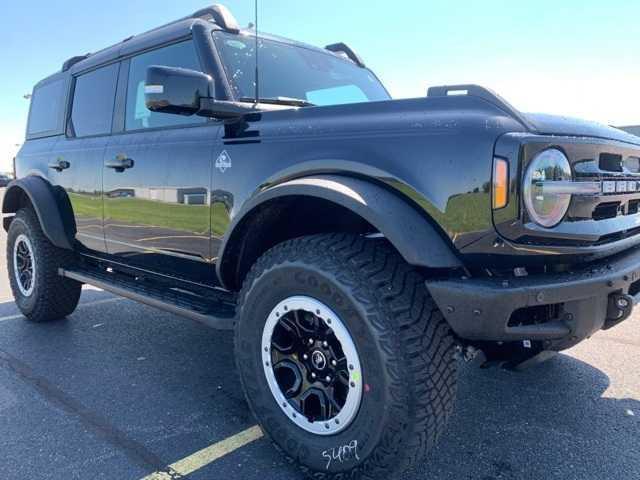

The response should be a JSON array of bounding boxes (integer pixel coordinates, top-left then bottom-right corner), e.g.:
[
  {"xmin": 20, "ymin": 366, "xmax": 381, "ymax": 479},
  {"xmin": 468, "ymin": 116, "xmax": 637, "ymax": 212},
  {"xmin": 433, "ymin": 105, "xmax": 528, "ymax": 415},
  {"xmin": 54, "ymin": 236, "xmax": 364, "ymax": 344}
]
[
  {"xmin": 236, "ymin": 233, "xmax": 457, "ymax": 479},
  {"xmin": 7, "ymin": 208, "xmax": 81, "ymax": 322}
]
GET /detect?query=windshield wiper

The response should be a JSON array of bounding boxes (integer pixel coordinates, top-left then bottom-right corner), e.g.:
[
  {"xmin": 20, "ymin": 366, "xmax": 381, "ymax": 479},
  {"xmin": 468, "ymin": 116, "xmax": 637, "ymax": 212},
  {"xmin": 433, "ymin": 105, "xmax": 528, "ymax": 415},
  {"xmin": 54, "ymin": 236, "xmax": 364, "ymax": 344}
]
[{"xmin": 238, "ymin": 96, "xmax": 316, "ymax": 107}]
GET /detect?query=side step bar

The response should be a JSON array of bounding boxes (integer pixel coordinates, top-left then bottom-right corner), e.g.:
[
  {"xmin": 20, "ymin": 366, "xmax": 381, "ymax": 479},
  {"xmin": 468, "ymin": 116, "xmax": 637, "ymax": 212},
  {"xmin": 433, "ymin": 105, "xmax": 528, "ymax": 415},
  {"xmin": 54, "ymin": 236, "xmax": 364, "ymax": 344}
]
[{"xmin": 59, "ymin": 268, "xmax": 235, "ymax": 330}]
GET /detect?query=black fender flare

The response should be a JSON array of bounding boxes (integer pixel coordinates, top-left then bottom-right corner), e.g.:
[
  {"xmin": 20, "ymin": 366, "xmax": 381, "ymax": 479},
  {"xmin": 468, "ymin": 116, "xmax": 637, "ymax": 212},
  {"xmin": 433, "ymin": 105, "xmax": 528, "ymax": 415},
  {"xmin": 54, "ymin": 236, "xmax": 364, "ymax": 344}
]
[
  {"xmin": 217, "ymin": 175, "xmax": 462, "ymax": 288},
  {"xmin": 2, "ymin": 176, "xmax": 74, "ymax": 250}
]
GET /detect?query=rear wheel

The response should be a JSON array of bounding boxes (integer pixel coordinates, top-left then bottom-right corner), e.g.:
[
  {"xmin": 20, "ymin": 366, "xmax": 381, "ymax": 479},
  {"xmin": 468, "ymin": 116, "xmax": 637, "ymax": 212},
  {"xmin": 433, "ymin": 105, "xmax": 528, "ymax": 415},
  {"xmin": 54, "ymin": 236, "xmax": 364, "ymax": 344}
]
[
  {"xmin": 235, "ymin": 234, "xmax": 458, "ymax": 479},
  {"xmin": 7, "ymin": 208, "xmax": 81, "ymax": 322}
]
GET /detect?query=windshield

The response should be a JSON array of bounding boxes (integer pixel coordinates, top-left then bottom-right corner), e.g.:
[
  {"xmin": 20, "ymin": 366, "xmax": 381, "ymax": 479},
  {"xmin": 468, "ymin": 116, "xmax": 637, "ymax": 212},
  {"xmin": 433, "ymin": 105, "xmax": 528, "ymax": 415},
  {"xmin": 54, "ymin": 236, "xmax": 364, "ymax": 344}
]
[{"xmin": 213, "ymin": 32, "xmax": 390, "ymax": 106}]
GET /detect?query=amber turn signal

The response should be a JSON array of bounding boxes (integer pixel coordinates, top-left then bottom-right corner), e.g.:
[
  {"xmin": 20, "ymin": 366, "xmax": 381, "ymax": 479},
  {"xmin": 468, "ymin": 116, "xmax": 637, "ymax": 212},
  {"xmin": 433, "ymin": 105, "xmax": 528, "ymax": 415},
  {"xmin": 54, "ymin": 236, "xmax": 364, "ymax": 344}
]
[{"xmin": 493, "ymin": 158, "xmax": 508, "ymax": 209}]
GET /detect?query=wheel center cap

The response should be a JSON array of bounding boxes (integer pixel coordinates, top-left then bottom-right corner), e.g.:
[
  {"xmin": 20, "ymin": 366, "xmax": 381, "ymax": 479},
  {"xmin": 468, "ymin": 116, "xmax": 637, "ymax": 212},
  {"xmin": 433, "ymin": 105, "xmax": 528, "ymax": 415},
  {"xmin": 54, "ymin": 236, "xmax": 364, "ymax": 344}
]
[{"xmin": 311, "ymin": 350, "xmax": 327, "ymax": 370}]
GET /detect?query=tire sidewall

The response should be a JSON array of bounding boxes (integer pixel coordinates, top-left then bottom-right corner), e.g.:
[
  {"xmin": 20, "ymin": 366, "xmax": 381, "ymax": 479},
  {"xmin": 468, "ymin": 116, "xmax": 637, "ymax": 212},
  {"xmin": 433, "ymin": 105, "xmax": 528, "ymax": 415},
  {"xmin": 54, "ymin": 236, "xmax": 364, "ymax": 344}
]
[{"xmin": 236, "ymin": 261, "xmax": 402, "ymax": 475}]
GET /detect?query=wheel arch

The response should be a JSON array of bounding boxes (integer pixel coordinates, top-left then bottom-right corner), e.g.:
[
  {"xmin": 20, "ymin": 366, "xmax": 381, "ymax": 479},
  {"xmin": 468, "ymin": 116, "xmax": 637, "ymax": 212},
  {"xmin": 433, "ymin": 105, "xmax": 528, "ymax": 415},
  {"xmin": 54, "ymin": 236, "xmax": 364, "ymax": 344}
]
[
  {"xmin": 2, "ymin": 176, "xmax": 75, "ymax": 250},
  {"xmin": 216, "ymin": 175, "xmax": 462, "ymax": 290}
]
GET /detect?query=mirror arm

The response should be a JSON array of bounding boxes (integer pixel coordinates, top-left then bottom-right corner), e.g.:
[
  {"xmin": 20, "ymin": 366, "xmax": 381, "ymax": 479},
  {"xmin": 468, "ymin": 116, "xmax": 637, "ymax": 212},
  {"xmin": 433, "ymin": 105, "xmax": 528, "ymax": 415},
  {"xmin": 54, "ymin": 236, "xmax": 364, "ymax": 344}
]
[{"xmin": 197, "ymin": 98, "xmax": 256, "ymax": 119}]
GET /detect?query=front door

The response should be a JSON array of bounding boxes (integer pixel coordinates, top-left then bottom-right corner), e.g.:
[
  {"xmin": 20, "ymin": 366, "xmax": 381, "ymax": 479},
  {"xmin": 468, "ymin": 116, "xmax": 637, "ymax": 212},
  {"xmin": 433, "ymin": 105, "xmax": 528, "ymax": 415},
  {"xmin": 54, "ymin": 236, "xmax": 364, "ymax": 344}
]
[{"xmin": 103, "ymin": 40, "xmax": 221, "ymax": 280}]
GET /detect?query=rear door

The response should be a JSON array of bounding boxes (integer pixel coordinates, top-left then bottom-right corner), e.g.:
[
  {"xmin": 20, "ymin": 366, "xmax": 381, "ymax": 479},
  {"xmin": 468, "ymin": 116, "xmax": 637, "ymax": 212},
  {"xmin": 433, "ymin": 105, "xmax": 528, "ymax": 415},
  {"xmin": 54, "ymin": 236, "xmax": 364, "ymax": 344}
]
[
  {"xmin": 51, "ymin": 62, "xmax": 120, "ymax": 253},
  {"xmin": 103, "ymin": 40, "xmax": 221, "ymax": 279}
]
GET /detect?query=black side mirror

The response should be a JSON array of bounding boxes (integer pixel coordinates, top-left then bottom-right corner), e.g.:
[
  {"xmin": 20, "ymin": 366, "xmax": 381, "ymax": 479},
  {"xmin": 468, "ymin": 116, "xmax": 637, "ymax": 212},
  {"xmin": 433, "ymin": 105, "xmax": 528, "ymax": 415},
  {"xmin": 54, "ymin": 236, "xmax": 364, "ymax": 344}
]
[
  {"xmin": 145, "ymin": 65, "xmax": 211, "ymax": 116},
  {"xmin": 145, "ymin": 65, "xmax": 255, "ymax": 120}
]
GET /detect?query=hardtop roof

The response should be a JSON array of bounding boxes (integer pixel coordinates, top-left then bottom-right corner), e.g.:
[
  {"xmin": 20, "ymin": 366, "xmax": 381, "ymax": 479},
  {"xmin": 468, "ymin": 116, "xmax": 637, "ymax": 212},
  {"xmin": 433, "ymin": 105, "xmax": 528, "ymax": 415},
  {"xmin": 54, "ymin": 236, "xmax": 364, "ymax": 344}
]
[
  {"xmin": 67, "ymin": 19, "xmax": 337, "ymax": 75},
  {"xmin": 33, "ymin": 14, "xmax": 354, "ymax": 89}
]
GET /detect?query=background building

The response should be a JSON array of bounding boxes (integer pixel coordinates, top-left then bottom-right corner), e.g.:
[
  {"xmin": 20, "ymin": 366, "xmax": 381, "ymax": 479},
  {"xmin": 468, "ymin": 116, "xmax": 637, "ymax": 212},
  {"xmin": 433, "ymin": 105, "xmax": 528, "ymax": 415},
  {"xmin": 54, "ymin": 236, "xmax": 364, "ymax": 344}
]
[{"xmin": 620, "ymin": 126, "xmax": 640, "ymax": 137}]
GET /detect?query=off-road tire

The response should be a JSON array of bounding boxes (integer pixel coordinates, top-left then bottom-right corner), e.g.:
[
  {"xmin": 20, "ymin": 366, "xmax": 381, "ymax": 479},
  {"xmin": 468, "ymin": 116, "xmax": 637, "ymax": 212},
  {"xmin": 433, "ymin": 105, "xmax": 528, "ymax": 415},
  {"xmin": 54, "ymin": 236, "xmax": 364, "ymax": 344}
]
[
  {"xmin": 235, "ymin": 233, "xmax": 458, "ymax": 479},
  {"xmin": 7, "ymin": 208, "xmax": 81, "ymax": 322}
]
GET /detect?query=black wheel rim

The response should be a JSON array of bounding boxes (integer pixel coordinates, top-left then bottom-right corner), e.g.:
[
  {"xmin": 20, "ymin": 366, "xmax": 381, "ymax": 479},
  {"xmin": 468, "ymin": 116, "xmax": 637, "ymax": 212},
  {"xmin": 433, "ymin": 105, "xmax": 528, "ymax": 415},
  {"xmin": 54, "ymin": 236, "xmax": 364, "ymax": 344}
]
[
  {"xmin": 13, "ymin": 234, "xmax": 35, "ymax": 297},
  {"xmin": 262, "ymin": 296, "xmax": 363, "ymax": 435},
  {"xmin": 271, "ymin": 309, "xmax": 350, "ymax": 422}
]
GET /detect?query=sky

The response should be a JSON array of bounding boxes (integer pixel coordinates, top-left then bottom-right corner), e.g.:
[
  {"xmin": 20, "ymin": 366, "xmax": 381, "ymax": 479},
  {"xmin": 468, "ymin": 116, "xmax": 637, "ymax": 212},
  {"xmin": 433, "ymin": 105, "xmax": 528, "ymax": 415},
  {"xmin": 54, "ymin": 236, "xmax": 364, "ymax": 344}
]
[{"xmin": 1, "ymin": 0, "xmax": 640, "ymax": 172}]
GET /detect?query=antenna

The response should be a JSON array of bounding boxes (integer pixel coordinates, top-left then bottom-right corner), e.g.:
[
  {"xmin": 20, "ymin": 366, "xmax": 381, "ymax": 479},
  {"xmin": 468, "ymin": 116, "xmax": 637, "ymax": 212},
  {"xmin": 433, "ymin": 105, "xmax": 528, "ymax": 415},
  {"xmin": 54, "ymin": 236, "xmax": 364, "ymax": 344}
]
[{"xmin": 254, "ymin": 0, "xmax": 260, "ymax": 105}]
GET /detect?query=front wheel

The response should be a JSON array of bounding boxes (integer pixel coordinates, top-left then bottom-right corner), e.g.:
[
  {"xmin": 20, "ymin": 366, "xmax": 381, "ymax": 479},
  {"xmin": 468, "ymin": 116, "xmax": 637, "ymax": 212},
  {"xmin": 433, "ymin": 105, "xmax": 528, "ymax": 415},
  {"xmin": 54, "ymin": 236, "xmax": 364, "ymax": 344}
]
[
  {"xmin": 235, "ymin": 234, "xmax": 458, "ymax": 479},
  {"xmin": 7, "ymin": 208, "xmax": 81, "ymax": 322}
]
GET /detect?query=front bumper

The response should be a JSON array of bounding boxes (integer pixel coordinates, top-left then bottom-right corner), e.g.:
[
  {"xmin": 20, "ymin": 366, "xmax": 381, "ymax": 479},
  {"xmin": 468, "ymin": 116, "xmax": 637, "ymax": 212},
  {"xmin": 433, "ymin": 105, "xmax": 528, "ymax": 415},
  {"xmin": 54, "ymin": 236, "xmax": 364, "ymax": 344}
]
[{"xmin": 427, "ymin": 245, "xmax": 640, "ymax": 350}]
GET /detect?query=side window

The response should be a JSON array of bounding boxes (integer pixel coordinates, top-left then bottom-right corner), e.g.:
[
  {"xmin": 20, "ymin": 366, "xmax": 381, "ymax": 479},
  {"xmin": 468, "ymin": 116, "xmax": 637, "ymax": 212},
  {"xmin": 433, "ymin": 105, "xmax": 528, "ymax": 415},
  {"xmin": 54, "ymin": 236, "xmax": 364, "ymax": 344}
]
[
  {"xmin": 70, "ymin": 63, "xmax": 119, "ymax": 137},
  {"xmin": 27, "ymin": 78, "xmax": 65, "ymax": 137},
  {"xmin": 125, "ymin": 41, "xmax": 206, "ymax": 131}
]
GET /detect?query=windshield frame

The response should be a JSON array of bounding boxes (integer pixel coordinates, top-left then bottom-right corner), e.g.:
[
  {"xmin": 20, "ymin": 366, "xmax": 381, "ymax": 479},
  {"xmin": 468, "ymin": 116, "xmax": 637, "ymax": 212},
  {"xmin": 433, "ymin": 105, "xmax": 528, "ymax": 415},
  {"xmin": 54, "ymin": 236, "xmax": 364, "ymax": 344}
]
[{"xmin": 212, "ymin": 31, "xmax": 391, "ymax": 106}]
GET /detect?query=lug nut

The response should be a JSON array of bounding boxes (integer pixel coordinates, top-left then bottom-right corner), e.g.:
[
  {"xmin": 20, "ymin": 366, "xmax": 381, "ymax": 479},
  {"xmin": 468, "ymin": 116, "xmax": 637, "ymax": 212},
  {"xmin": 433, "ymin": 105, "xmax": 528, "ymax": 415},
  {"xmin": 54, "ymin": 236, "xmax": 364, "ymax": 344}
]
[
  {"xmin": 331, "ymin": 359, "xmax": 337, "ymax": 366},
  {"xmin": 303, "ymin": 353, "xmax": 308, "ymax": 360},
  {"xmin": 311, "ymin": 372, "xmax": 317, "ymax": 379},
  {"xmin": 325, "ymin": 376, "xmax": 331, "ymax": 382},
  {"xmin": 322, "ymin": 341, "xmax": 328, "ymax": 347},
  {"xmin": 308, "ymin": 338, "xmax": 314, "ymax": 345}
]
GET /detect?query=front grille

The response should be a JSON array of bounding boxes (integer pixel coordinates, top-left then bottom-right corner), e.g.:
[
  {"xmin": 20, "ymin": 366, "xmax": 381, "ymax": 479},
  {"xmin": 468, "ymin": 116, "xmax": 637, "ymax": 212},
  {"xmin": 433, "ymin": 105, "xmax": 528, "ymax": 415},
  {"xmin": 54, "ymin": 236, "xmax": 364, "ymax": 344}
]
[
  {"xmin": 599, "ymin": 153, "xmax": 623, "ymax": 172},
  {"xmin": 566, "ymin": 143, "xmax": 640, "ymax": 232},
  {"xmin": 583, "ymin": 184, "xmax": 640, "ymax": 221},
  {"xmin": 599, "ymin": 152, "xmax": 640, "ymax": 173},
  {"xmin": 592, "ymin": 201, "xmax": 620, "ymax": 221}
]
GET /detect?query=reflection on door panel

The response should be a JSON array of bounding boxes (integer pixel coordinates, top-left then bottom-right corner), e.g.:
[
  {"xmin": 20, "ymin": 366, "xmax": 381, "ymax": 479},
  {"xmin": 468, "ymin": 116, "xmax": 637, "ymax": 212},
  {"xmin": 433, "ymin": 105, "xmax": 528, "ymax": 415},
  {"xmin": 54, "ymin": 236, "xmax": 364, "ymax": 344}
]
[
  {"xmin": 105, "ymin": 183, "xmax": 210, "ymax": 253},
  {"xmin": 103, "ymin": 126, "xmax": 218, "ymax": 272}
]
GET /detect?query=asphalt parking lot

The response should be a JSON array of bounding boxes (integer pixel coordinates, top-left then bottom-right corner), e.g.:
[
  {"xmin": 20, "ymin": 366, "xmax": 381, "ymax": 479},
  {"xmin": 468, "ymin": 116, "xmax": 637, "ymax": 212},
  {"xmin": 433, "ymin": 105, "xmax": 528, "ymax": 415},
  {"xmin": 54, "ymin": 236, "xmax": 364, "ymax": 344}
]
[{"xmin": 0, "ymin": 187, "xmax": 638, "ymax": 480}]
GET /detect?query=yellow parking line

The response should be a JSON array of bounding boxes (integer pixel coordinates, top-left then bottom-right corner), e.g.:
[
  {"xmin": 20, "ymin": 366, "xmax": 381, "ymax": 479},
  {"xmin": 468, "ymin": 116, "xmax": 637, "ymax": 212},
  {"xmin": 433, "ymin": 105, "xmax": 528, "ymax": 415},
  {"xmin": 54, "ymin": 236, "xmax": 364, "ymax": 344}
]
[
  {"xmin": 140, "ymin": 425, "xmax": 264, "ymax": 480},
  {"xmin": 0, "ymin": 297, "xmax": 124, "ymax": 323}
]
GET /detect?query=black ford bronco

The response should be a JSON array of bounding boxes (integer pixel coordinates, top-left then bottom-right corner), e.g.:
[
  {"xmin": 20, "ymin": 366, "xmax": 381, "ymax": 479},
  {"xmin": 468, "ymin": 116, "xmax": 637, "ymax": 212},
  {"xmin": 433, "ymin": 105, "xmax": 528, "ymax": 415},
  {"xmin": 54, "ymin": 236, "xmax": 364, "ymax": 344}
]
[{"xmin": 5, "ymin": 4, "xmax": 640, "ymax": 479}]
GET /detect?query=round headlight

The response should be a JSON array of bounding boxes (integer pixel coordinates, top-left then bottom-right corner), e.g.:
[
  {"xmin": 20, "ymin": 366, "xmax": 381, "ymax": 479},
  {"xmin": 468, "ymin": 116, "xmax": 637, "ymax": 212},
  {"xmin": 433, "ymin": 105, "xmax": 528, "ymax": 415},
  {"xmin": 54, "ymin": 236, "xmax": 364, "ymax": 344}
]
[{"xmin": 523, "ymin": 148, "xmax": 572, "ymax": 228}]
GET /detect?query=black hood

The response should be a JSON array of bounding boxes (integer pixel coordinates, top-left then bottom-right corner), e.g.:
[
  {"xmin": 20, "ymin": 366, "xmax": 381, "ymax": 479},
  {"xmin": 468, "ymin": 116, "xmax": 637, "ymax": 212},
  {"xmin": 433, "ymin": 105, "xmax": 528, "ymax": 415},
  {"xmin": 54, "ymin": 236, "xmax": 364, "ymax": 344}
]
[
  {"xmin": 425, "ymin": 85, "xmax": 639, "ymax": 146},
  {"xmin": 524, "ymin": 112, "xmax": 640, "ymax": 146}
]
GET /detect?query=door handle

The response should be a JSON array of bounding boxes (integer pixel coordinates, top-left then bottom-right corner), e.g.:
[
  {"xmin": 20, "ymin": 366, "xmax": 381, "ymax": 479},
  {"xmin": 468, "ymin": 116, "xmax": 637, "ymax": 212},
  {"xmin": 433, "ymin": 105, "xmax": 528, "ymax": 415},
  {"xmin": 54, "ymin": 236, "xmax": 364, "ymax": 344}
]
[
  {"xmin": 105, "ymin": 154, "xmax": 134, "ymax": 172},
  {"xmin": 48, "ymin": 158, "xmax": 70, "ymax": 171}
]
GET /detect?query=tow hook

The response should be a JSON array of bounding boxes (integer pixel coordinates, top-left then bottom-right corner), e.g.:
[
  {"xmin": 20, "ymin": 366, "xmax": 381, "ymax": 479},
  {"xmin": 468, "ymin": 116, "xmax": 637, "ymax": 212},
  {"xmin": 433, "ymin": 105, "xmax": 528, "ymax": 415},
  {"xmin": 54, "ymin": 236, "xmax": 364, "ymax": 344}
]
[{"xmin": 604, "ymin": 293, "xmax": 634, "ymax": 329}]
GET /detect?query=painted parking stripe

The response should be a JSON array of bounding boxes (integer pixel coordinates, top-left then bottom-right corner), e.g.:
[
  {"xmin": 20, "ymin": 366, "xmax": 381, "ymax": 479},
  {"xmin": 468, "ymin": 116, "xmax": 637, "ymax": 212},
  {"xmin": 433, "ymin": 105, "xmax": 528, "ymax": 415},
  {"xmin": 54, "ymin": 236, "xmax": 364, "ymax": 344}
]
[
  {"xmin": 140, "ymin": 425, "xmax": 264, "ymax": 480},
  {"xmin": 0, "ymin": 297, "xmax": 124, "ymax": 323}
]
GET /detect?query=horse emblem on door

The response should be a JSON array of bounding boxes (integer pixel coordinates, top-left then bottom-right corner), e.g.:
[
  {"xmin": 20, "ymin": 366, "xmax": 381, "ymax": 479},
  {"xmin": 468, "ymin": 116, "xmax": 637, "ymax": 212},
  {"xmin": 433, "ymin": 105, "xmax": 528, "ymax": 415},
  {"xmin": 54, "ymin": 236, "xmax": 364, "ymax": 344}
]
[{"xmin": 215, "ymin": 150, "xmax": 232, "ymax": 173}]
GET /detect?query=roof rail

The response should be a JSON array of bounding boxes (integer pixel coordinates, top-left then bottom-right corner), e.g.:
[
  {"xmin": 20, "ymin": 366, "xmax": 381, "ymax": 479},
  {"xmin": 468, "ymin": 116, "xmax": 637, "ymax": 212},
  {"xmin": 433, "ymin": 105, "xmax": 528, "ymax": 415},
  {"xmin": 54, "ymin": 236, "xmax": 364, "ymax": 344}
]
[
  {"xmin": 191, "ymin": 4, "xmax": 240, "ymax": 32},
  {"xmin": 325, "ymin": 43, "xmax": 365, "ymax": 68},
  {"xmin": 62, "ymin": 54, "xmax": 90, "ymax": 72},
  {"xmin": 151, "ymin": 4, "xmax": 240, "ymax": 35},
  {"xmin": 60, "ymin": 5, "xmax": 239, "ymax": 73}
]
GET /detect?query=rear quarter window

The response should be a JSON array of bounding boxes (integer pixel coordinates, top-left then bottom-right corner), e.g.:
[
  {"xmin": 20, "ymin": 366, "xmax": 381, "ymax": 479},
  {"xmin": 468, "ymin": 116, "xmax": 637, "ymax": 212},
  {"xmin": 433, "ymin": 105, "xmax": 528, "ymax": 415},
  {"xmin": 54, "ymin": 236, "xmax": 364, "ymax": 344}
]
[{"xmin": 27, "ymin": 78, "xmax": 66, "ymax": 137}]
